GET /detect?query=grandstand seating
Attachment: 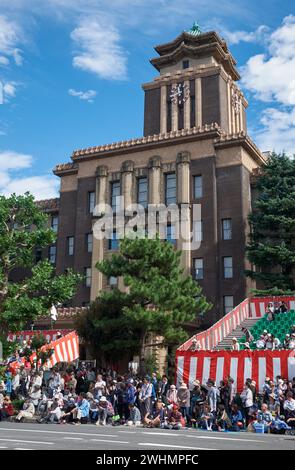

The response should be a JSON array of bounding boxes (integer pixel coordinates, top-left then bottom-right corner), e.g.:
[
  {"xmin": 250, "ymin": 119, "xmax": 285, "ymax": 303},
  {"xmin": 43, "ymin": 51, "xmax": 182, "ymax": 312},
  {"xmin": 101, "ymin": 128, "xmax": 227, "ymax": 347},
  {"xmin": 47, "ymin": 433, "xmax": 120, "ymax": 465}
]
[{"xmin": 239, "ymin": 310, "xmax": 295, "ymax": 349}]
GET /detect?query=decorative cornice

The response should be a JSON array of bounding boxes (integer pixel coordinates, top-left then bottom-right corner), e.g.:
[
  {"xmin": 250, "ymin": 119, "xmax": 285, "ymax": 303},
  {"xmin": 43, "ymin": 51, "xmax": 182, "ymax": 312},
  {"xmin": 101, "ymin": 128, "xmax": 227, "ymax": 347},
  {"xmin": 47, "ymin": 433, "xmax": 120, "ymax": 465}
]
[
  {"xmin": 53, "ymin": 162, "xmax": 78, "ymax": 176},
  {"xmin": 36, "ymin": 198, "xmax": 60, "ymax": 212},
  {"xmin": 214, "ymin": 131, "xmax": 267, "ymax": 165},
  {"xmin": 71, "ymin": 123, "xmax": 221, "ymax": 160}
]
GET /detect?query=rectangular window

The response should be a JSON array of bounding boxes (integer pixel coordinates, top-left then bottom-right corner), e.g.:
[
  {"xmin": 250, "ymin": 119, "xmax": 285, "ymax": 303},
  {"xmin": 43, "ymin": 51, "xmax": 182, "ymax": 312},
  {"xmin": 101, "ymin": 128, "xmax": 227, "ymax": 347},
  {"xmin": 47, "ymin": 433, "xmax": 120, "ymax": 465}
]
[
  {"xmin": 193, "ymin": 220, "xmax": 203, "ymax": 242},
  {"xmin": 165, "ymin": 173, "xmax": 177, "ymax": 205},
  {"xmin": 49, "ymin": 246, "xmax": 56, "ymax": 264},
  {"xmin": 223, "ymin": 295, "xmax": 234, "ymax": 314},
  {"xmin": 88, "ymin": 191, "xmax": 95, "ymax": 213},
  {"xmin": 35, "ymin": 248, "xmax": 42, "ymax": 263},
  {"xmin": 67, "ymin": 236, "xmax": 74, "ymax": 256},
  {"xmin": 137, "ymin": 177, "xmax": 148, "ymax": 208},
  {"xmin": 86, "ymin": 233, "xmax": 93, "ymax": 253},
  {"xmin": 84, "ymin": 267, "xmax": 92, "ymax": 287},
  {"xmin": 166, "ymin": 224, "xmax": 176, "ymax": 244},
  {"xmin": 51, "ymin": 215, "xmax": 58, "ymax": 232},
  {"xmin": 111, "ymin": 181, "xmax": 120, "ymax": 212},
  {"xmin": 182, "ymin": 59, "xmax": 189, "ymax": 69},
  {"xmin": 223, "ymin": 256, "xmax": 233, "ymax": 279},
  {"xmin": 108, "ymin": 231, "xmax": 119, "ymax": 250},
  {"xmin": 108, "ymin": 276, "xmax": 118, "ymax": 288},
  {"xmin": 194, "ymin": 258, "xmax": 204, "ymax": 280},
  {"xmin": 222, "ymin": 218, "xmax": 232, "ymax": 240},
  {"xmin": 194, "ymin": 175, "xmax": 202, "ymax": 199}
]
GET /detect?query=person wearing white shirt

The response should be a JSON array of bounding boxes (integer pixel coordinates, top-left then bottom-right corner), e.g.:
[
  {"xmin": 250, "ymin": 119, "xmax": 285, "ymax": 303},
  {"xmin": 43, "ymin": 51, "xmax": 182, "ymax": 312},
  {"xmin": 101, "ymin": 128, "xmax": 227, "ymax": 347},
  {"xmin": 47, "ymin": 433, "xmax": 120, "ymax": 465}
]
[
  {"xmin": 231, "ymin": 338, "xmax": 240, "ymax": 351},
  {"xmin": 256, "ymin": 336, "xmax": 265, "ymax": 349}
]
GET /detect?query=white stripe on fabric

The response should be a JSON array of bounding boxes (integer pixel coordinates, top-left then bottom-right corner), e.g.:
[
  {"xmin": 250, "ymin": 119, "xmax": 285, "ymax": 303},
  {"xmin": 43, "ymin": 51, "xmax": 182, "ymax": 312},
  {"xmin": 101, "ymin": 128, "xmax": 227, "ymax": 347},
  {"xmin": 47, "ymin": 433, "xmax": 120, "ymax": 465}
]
[
  {"xmin": 244, "ymin": 357, "xmax": 252, "ymax": 385},
  {"xmin": 229, "ymin": 357, "xmax": 238, "ymax": 393},
  {"xmin": 290, "ymin": 301, "xmax": 295, "ymax": 311},
  {"xmin": 55, "ymin": 344, "xmax": 63, "ymax": 362},
  {"xmin": 72, "ymin": 336, "xmax": 79, "ymax": 359},
  {"xmin": 176, "ymin": 356, "xmax": 184, "ymax": 387},
  {"xmin": 260, "ymin": 302, "xmax": 266, "ymax": 316},
  {"xmin": 67, "ymin": 339, "xmax": 74, "ymax": 362},
  {"xmin": 288, "ymin": 356, "xmax": 295, "ymax": 382},
  {"xmin": 202, "ymin": 357, "xmax": 211, "ymax": 385},
  {"xmin": 273, "ymin": 357, "xmax": 281, "ymax": 382},
  {"xmin": 188, "ymin": 357, "xmax": 198, "ymax": 390},
  {"xmin": 215, "ymin": 357, "xmax": 224, "ymax": 386},
  {"xmin": 62, "ymin": 341, "xmax": 68, "ymax": 362},
  {"xmin": 250, "ymin": 302, "xmax": 256, "ymax": 317},
  {"xmin": 258, "ymin": 357, "xmax": 267, "ymax": 393}
]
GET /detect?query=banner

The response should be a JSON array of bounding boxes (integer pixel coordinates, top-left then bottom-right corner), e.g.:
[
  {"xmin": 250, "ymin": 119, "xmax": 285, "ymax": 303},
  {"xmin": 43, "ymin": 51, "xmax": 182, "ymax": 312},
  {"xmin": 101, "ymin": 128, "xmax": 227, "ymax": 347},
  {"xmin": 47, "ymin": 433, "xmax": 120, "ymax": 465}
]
[{"xmin": 175, "ymin": 349, "xmax": 295, "ymax": 393}]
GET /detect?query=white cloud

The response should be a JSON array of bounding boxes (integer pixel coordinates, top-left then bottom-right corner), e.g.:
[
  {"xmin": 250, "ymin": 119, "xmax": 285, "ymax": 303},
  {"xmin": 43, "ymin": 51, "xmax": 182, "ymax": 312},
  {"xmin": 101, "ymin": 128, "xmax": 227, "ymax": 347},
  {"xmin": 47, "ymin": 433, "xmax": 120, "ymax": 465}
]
[
  {"xmin": 241, "ymin": 16, "xmax": 295, "ymax": 106},
  {"xmin": 0, "ymin": 15, "xmax": 24, "ymax": 66},
  {"xmin": 68, "ymin": 88, "xmax": 97, "ymax": 102},
  {"xmin": 241, "ymin": 16, "xmax": 295, "ymax": 154},
  {"xmin": 223, "ymin": 25, "xmax": 269, "ymax": 45},
  {"xmin": 0, "ymin": 150, "xmax": 59, "ymax": 199},
  {"xmin": 71, "ymin": 17, "xmax": 128, "ymax": 80}
]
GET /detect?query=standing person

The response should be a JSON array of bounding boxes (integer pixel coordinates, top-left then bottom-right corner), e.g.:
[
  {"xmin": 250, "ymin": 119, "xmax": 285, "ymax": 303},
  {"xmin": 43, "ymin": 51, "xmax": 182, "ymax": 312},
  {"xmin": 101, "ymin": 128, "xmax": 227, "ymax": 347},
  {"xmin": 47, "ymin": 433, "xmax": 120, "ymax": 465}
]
[
  {"xmin": 125, "ymin": 380, "xmax": 136, "ymax": 420},
  {"xmin": 167, "ymin": 384, "xmax": 178, "ymax": 405},
  {"xmin": 139, "ymin": 376, "xmax": 153, "ymax": 419},
  {"xmin": 240, "ymin": 382, "xmax": 253, "ymax": 426},
  {"xmin": 94, "ymin": 374, "xmax": 106, "ymax": 400},
  {"xmin": 219, "ymin": 380, "xmax": 231, "ymax": 413},
  {"xmin": 231, "ymin": 338, "xmax": 240, "ymax": 351},
  {"xmin": 207, "ymin": 379, "xmax": 219, "ymax": 415},
  {"xmin": 177, "ymin": 382, "xmax": 190, "ymax": 420},
  {"xmin": 241, "ymin": 327, "xmax": 254, "ymax": 344},
  {"xmin": 159, "ymin": 375, "xmax": 169, "ymax": 404},
  {"xmin": 11, "ymin": 369, "xmax": 20, "ymax": 399}
]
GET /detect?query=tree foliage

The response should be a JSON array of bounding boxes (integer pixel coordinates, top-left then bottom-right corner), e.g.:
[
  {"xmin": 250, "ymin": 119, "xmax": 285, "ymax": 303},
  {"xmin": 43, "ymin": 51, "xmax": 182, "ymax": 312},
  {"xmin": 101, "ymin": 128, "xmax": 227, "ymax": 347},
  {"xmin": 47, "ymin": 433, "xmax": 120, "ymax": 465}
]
[
  {"xmin": 76, "ymin": 236, "xmax": 211, "ymax": 368},
  {"xmin": 246, "ymin": 152, "xmax": 295, "ymax": 294},
  {"xmin": 0, "ymin": 193, "xmax": 81, "ymax": 337}
]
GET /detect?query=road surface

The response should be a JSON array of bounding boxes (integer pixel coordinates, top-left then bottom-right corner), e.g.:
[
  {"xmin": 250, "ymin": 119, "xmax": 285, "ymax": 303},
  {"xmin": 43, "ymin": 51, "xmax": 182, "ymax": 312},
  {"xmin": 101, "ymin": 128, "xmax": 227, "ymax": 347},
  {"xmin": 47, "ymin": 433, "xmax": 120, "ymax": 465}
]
[{"xmin": 0, "ymin": 422, "xmax": 294, "ymax": 450}]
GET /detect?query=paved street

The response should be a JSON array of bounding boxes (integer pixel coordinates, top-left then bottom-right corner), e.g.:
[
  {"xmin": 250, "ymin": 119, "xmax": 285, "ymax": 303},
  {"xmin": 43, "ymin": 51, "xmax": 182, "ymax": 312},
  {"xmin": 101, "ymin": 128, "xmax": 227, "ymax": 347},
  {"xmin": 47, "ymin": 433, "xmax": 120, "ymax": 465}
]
[{"xmin": 0, "ymin": 422, "xmax": 294, "ymax": 450}]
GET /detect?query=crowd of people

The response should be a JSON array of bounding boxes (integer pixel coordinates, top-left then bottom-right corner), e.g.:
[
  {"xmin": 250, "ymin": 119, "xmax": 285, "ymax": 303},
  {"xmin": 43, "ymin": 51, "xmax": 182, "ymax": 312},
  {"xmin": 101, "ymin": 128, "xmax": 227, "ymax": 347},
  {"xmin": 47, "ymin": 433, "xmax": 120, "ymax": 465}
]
[{"xmin": 0, "ymin": 363, "xmax": 294, "ymax": 434}]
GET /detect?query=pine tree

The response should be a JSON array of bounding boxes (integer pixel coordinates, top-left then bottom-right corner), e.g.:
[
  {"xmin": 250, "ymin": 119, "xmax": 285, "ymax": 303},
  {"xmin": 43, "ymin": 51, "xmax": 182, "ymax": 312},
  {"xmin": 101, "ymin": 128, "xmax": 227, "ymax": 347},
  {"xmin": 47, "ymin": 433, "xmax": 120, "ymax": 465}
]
[
  {"xmin": 246, "ymin": 152, "xmax": 295, "ymax": 294},
  {"xmin": 76, "ymin": 236, "xmax": 211, "ymax": 370}
]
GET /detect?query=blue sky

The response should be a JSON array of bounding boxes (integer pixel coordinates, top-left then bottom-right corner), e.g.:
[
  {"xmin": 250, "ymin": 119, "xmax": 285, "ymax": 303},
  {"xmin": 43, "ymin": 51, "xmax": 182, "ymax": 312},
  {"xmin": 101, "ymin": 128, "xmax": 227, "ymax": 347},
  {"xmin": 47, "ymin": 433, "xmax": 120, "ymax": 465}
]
[{"xmin": 0, "ymin": 0, "xmax": 295, "ymax": 199}]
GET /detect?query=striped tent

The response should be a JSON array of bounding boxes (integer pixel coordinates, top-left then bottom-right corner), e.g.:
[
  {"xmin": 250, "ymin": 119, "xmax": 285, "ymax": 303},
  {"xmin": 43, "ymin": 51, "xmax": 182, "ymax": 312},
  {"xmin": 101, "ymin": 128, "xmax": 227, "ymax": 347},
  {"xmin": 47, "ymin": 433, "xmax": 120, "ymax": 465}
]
[{"xmin": 176, "ymin": 349, "xmax": 295, "ymax": 393}]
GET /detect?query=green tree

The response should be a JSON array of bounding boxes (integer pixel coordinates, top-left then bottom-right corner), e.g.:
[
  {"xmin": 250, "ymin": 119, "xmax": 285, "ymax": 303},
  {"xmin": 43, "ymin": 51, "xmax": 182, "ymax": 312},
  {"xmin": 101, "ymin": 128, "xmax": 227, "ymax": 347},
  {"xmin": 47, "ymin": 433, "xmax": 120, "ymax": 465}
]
[
  {"xmin": 246, "ymin": 152, "xmax": 295, "ymax": 294},
  {"xmin": 77, "ymin": 236, "xmax": 211, "ymax": 370},
  {"xmin": 0, "ymin": 193, "xmax": 82, "ymax": 338}
]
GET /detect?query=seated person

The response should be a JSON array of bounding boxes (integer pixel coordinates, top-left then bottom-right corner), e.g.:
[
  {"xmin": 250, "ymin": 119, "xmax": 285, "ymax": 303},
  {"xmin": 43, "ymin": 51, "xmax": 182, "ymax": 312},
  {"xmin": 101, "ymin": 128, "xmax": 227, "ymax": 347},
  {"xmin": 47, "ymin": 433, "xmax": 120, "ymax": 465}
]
[
  {"xmin": 255, "ymin": 403, "xmax": 273, "ymax": 432},
  {"xmin": 95, "ymin": 396, "xmax": 114, "ymax": 426},
  {"xmin": 256, "ymin": 335, "xmax": 265, "ymax": 349},
  {"xmin": 143, "ymin": 399, "xmax": 165, "ymax": 428},
  {"xmin": 0, "ymin": 396, "xmax": 15, "ymax": 421},
  {"xmin": 271, "ymin": 415, "xmax": 291, "ymax": 434},
  {"xmin": 15, "ymin": 399, "xmax": 35, "ymax": 422},
  {"xmin": 283, "ymin": 392, "xmax": 295, "ymax": 427},
  {"xmin": 215, "ymin": 404, "xmax": 232, "ymax": 431},
  {"xmin": 198, "ymin": 404, "xmax": 214, "ymax": 431},
  {"xmin": 289, "ymin": 333, "xmax": 295, "ymax": 350},
  {"xmin": 69, "ymin": 392, "xmax": 90, "ymax": 425},
  {"xmin": 126, "ymin": 403, "xmax": 141, "ymax": 426},
  {"xmin": 228, "ymin": 404, "xmax": 244, "ymax": 431},
  {"xmin": 162, "ymin": 404, "xmax": 183, "ymax": 430},
  {"xmin": 279, "ymin": 301, "xmax": 288, "ymax": 314},
  {"xmin": 39, "ymin": 399, "xmax": 63, "ymax": 424}
]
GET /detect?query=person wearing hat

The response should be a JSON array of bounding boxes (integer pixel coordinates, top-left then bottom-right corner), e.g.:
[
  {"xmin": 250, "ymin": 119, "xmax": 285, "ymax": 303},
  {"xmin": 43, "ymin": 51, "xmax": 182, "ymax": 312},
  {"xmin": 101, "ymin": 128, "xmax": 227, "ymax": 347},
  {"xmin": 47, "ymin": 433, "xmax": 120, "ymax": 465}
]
[
  {"xmin": 15, "ymin": 398, "xmax": 35, "ymax": 422},
  {"xmin": 190, "ymin": 338, "xmax": 202, "ymax": 352},
  {"xmin": 283, "ymin": 334, "xmax": 291, "ymax": 349},
  {"xmin": 126, "ymin": 402, "xmax": 141, "ymax": 427},
  {"xmin": 231, "ymin": 337, "xmax": 240, "ymax": 351},
  {"xmin": 95, "ymin": 396, "xmax": 114, "ymax": 426},
  {"xmin": 177, "ymin": 382, "xmax": 190, "ymax": 420},
  {"xmin": 159, "ymin": 375, "xmax": 169, "ymax": 404},
  {"xmin": 167, "ymin": 384, "xmax": 177, "ymax": 406},
  {"xmin": 256, "ymin": 335, "xmax": 266, "ymax": 349}
]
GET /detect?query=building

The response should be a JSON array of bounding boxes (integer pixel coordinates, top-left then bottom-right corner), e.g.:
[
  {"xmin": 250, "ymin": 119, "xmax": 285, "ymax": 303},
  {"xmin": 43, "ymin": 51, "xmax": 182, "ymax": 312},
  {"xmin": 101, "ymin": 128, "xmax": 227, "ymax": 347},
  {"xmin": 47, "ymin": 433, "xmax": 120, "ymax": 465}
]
[{"xmin": 34, "ymin": 27, "xmax": 267, "ymax": 331}]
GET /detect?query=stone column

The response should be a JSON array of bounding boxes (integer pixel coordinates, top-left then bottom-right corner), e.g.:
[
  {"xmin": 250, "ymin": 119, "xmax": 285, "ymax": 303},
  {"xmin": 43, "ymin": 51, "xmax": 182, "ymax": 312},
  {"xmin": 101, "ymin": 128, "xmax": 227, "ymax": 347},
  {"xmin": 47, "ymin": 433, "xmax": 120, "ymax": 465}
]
[
  {"xmin": 160, "ymin": 84, "xmax": 167, "ymax": 134},
  {"xmin": 121, "ymin": 160, "xmax": 135, "ymax": 208},
  {"xmin": 176, "ymin": 151, "xmax": 191, "ymax": 275},
  {"xmin": 227, "ymin": 78, "xmax": 232, "ymax": 133},
  {"xmin": 231, "ymin": 86, "xmax": 236, "ymax": 134},
  {"xmin": 90, "ymin": 165, "xmax": 108, "ymax": 301},
  {"xmin": 171, "ymin": 84, "xmax": 178, "ymax": 132},
  {"xmin": 195, "ymin": 77, "xmax": 202, "ymax": 127},
  {"xmin": 148, "ymin": 156, "xmax": 162, "ymax": 205},
  {"xmin": 183, "ymin": 80, "xmax": 190, "ymax": 129}
]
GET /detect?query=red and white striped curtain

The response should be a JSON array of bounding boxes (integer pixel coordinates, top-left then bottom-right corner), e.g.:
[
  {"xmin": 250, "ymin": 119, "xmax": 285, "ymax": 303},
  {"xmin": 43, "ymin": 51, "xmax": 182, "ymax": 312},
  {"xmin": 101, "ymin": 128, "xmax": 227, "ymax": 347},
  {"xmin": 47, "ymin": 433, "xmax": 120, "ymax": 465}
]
[{"xmin": 176, "ymin": 350, "xmax": 295, "ymax": 393}]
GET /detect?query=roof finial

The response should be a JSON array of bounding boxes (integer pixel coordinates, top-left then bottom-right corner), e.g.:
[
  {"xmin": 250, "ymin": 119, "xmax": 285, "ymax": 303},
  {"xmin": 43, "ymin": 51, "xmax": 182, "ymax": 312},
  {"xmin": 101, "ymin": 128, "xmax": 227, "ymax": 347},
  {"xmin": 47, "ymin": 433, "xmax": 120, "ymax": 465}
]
[{"xmin": 187, "ymin": 21, "xmax": 202, "ymax": 36}]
